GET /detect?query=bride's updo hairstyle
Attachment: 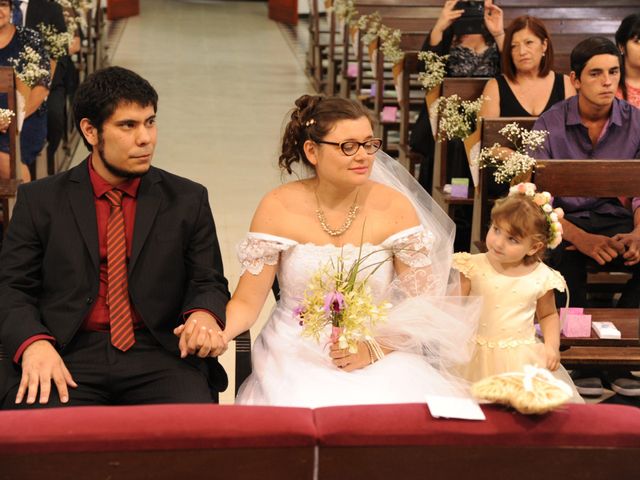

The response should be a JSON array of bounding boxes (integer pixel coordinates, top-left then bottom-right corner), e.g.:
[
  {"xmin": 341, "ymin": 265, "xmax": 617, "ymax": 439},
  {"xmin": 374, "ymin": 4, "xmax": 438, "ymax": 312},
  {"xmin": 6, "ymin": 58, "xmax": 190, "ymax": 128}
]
[{"xmin": 279, "ymin": 94, "xmax": 372, "ymax": 174}]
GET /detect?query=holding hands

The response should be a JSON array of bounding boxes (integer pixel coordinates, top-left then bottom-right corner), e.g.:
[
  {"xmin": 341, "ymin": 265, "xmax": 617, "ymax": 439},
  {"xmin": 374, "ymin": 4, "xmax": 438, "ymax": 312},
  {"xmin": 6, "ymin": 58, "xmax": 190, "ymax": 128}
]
[
  {"xmin": 612, "ymin": 231, "xmax": 640, "ymax": 266},
  {"xmin": 573, "ymin": 232, "xmax": 626, "ymax": 266},
  {"xmin": 173, "ymin": 311, "xmax": 228, "ymax": 358}
]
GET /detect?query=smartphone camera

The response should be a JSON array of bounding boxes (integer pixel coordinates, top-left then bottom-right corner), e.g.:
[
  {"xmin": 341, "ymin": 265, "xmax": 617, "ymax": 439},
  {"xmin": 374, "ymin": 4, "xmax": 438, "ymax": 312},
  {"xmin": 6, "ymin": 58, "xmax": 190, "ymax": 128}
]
[{"xmin": 452, "ymin": 1, "xmax": 485, "ymax": 36}]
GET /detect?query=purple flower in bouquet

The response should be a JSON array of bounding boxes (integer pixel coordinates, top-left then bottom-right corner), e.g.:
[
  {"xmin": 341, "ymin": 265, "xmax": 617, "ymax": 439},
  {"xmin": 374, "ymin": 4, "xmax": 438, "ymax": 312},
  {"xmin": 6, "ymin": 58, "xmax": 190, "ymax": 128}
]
[
  {"xmin": 293, "ymin": 305, "xmax": 306, "ymax": 325},
  {"xmin": 323, "ymin": 291, "xmax": 345, "ymax": 318}
]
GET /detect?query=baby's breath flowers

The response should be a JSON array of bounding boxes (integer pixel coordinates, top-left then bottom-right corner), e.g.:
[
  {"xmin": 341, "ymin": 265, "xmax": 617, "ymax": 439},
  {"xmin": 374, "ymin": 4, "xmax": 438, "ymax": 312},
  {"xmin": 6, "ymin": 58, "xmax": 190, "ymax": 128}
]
[
  {"xmin": 10, "ymin": 46, "xmax": 49, "ymax": 88},
  {"xmin": 37, "ymin": 23, "xmax": 72, "ymax": 60},
  {"xmin": 435, "ymin": 94, "xmax": 483, "ymax": 141},
  {"xmin": 476, "ymin": 122, "xmax": 548, "ymax": 184},
  {"xmin": 417, "ymin": 51, "xmax": 449, "ymax": 91},
  {"xmin": 358, "ymin": 12, "xmax": 383, "ymax": 45},
  {"xmin": 378, "ymin": 26, "xmax": 404, "ymax": 64},
  {"xmin": 331, "ymin": 0, "xmax": 359, "ymax": 25},
  {"xmin": 55, "ymin": 0, "xmax": 90, "ymax": 34},
  {"xmin": 297, "ymin": 249, "xmax": 392, "ymax": 353},
  {"xmin": 0, "ymin": 108, "xmax": 15, "ymax": 124}
]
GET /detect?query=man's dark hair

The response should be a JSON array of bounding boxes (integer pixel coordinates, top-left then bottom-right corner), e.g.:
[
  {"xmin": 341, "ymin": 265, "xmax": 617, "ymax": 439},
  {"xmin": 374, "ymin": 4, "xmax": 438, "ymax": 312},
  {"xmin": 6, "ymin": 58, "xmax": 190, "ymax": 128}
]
[
  {"xmin": 73, "ymin": 66, "xmax": 158, "ymax": 150},
  {"xmin": 570, "ymin": 36, "xmax": 621, "ymax": 80}
]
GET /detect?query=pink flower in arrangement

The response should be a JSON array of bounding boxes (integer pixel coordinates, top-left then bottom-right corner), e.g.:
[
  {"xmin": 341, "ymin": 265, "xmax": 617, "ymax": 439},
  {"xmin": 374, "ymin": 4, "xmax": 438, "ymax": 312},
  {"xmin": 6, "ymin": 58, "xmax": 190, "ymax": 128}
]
[{"xmin": 324, "ymin": 291, "xmax": 345, "ymax": 316}]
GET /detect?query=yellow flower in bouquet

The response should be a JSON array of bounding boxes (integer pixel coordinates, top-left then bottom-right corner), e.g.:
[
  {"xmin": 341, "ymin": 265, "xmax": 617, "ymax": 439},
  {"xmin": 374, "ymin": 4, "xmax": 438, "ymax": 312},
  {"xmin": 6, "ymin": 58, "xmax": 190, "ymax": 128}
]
[{"xmin": 296, "ymin": 248, "xmax": 392, "ymax": 353}]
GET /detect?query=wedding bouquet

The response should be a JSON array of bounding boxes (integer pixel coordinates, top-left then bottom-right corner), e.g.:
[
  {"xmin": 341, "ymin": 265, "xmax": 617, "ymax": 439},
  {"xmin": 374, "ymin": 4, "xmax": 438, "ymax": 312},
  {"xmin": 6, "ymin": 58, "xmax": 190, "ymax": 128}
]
[
  {"xmin": 417, "ymin": 50, "xmax": 449, "ymax": 91},
  {"xmin": 435, "ymin": 94, "xmax": 483, "ymax": 142},
  {"xmin": 476, "ymin": 122, "xmax": 548, "ymax": 184},
  {"xmin": 296, "ymin": 249, "xmax": 392, "ymax": 353},
  {"xmin": 10, "ymin": 46, "xmax": 49, "ymax": 88},
  {"xmin": 37, "ymin": 23, "xmax": 72, "ymax": 60}
]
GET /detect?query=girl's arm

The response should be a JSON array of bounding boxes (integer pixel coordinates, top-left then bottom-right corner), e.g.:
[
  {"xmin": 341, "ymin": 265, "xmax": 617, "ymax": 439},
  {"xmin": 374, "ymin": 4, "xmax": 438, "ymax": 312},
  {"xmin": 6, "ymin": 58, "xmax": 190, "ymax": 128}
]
[
  {"xmin": 460, "ymin": 272, "xmax": 471, "ymax": 296},
  {"xmin": 536, "ymin": 290, "xmax": 561, "ymax": 371}
]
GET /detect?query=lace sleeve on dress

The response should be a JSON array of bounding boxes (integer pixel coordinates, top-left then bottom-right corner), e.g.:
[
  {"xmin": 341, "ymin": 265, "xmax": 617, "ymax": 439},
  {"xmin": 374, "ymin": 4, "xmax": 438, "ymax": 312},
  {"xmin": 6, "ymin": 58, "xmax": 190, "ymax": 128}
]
[
  {"xmin": 452, "ymin": 252, "xmax": 475, "ymax": 279},
  {"xmin": 391, "ymin": 229, "xmax": 435, "ymax": 268},
  {"xmin": 237, "ymin": 234, "xmax": 294, "ymax": 276}
]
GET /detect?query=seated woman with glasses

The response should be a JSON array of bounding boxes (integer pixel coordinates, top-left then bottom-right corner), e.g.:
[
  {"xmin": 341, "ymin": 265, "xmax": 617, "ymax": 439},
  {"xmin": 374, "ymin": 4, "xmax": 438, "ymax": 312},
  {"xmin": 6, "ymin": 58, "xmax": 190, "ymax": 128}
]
[{"xmin": 175, "ymin": 95, "xmax": 480, "ymax": 407}]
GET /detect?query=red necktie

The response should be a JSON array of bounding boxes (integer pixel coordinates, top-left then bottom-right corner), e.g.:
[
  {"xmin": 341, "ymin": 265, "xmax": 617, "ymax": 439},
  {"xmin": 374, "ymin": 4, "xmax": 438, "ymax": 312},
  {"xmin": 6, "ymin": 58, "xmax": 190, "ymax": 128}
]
[{"xmin": 105, "ymin": 189, "xmax": 135, "ymax": 351}]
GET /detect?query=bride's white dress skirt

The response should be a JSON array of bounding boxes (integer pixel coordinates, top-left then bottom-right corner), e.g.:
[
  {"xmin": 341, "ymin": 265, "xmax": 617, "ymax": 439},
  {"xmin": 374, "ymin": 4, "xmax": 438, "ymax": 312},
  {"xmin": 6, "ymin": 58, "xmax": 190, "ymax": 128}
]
[{"xmin": 235, "ymin": 229, "xmax": 480, "ymax": 408}]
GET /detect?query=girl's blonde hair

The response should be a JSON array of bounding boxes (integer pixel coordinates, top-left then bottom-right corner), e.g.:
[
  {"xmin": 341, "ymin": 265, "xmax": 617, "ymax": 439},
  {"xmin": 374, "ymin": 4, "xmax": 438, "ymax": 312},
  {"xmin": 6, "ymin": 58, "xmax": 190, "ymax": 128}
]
[{"xmin": 490, "ymin": 195, "xmax": 547, "ymax": 265}]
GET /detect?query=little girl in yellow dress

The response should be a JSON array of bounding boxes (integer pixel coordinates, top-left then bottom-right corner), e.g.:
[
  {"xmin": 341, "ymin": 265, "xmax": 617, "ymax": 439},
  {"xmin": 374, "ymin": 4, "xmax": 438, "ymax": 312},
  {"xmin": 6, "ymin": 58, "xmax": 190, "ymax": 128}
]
[{"xmin": 453, "ymin": 183, "xmax": 583, "ymax": 402}]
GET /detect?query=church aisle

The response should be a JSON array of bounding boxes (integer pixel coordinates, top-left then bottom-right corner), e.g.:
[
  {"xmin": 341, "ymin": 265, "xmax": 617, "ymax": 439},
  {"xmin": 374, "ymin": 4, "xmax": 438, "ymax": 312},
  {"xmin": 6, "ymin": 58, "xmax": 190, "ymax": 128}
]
[{"xmin": 83, "ymin": 0, "xmax": 313, "ymax": 402}]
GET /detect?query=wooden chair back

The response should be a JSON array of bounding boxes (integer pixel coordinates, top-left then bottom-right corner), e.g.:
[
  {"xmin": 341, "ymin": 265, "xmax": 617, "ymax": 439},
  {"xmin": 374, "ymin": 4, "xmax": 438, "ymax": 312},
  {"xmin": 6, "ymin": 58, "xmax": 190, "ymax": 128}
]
[
  {"xmin": 472, "ymin": 116, "xmax": 537, "ymax": 245},
  {"xmin": 0, "ymin": 66, "xmax": 20, "ymax": 239},
  {"xmin": 534, "ymin": 160, "xmax": 640, "ymax": 197}
]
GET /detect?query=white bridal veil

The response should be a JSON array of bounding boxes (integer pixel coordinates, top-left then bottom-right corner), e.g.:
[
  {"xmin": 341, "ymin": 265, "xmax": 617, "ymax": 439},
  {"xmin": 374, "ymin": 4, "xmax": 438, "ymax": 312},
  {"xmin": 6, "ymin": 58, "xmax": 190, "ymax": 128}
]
[{"xmin": 369, "ymin": 151, "xmax": 481, "ymax": 378}]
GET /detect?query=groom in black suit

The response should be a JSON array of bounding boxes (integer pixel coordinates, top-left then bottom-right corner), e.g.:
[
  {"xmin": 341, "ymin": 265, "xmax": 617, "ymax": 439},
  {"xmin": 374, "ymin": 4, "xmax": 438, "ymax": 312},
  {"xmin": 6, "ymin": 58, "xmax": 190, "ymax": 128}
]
[{"xmin": 0, "ymin": 66, "xmax": 230, "ymax": 408}]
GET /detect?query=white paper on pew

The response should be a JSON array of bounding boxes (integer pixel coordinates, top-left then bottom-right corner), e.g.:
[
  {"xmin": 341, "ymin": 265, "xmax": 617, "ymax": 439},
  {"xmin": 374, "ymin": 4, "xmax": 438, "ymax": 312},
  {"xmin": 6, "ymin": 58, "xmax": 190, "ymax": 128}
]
[{"xmin": 425, "ymin": 394, "xmax": 486, "ymax": 421}]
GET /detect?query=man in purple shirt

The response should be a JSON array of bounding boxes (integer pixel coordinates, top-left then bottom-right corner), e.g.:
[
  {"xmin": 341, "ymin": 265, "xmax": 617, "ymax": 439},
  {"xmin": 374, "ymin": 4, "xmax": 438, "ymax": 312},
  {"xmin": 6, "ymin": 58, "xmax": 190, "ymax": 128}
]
[{"xmin": 533, "ymin": 37, "xmax": 640, "ymax": 399}]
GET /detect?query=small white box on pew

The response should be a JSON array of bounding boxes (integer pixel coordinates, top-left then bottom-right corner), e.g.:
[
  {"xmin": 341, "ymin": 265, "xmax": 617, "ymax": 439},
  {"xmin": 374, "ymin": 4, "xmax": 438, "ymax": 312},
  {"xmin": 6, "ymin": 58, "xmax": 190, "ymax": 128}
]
[{"xmin": 592, "ymin": 321, "xmax": 621, "ymax": 339}]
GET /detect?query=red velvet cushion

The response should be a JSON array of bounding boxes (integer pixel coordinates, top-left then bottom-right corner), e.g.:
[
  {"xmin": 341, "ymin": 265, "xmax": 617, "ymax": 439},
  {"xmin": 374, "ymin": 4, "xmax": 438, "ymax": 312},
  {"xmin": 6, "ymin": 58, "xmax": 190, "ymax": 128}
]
[
  {"xmin": 314, "ymin": 403, "xmax": 640, "ymax": 448},
  {"xmin": 0, "ymin": 404, "xmax": 316, "ymax": 454}
]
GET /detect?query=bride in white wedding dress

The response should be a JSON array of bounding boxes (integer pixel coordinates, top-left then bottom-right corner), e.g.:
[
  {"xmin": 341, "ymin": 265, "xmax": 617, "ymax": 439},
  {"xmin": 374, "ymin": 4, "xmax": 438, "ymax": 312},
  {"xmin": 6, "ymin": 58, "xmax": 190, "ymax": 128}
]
[{"xmin": 222, "ymin": 95, "xmax": 479, "ymax": 407}]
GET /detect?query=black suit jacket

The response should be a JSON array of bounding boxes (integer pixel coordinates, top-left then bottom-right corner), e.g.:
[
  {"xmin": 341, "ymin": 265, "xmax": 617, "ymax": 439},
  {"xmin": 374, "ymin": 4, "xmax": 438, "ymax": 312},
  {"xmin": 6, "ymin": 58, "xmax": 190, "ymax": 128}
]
[
  {"xmin": 0, "ymin": 159, "xmax": 230, "ymax": 398},
  {"xmin": 25, "ymin": 0, "xmax": 67, "ymax": 32}
]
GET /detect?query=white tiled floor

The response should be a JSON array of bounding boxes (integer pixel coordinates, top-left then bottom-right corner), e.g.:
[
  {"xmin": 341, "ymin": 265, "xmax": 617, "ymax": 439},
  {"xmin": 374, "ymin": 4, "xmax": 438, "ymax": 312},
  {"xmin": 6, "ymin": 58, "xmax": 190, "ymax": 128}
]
[{"xmin": 80, "ymin": 0, "xmax": 313, "ymax": 403}]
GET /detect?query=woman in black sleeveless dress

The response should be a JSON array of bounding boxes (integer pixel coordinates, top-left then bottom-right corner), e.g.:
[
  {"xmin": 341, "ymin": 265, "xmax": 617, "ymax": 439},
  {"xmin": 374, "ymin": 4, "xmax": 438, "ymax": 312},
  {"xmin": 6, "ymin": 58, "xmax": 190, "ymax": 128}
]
[{"xmin": 481, "ymin": 16, "xmax": 575, "ymax": 118}]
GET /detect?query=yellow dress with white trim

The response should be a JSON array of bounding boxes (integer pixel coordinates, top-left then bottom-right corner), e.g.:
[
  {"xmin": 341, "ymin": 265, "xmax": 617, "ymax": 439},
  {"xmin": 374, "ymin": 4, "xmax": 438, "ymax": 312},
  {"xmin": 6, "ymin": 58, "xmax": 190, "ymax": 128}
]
[{"xmin": 452, "ymin": 252, "xmax": 583, "ymax": 403}]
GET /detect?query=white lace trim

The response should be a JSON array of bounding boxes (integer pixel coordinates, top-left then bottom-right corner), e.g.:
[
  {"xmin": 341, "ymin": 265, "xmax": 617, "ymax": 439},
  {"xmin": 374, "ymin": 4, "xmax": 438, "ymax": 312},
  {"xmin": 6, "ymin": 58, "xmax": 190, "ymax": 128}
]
[
  {"xmin": 474, "ymin": 336, "xmax": 537, "ymax": 349},
  {"xmin": 390, "ymin": 228, "xmax": 434, "ymax": 268},
  {"xmin": 237, "ymin": 232, "xmax": 296, "ymax": 276}
]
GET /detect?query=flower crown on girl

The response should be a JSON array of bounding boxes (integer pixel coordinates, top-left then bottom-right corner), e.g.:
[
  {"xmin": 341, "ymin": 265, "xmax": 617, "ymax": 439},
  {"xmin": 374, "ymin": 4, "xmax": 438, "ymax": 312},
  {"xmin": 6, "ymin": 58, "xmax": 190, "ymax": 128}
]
[{"xmin": 508, "ymin": 183, "xmax": 564, "ymax": 249}]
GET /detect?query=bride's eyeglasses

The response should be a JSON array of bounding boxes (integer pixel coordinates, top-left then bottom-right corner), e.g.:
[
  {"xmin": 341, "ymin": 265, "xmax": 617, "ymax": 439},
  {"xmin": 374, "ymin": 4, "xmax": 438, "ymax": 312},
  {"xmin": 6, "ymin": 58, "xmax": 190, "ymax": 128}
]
[{"xmin": 315, "ymin": 138, "xmax": 383, "ymax": 156}]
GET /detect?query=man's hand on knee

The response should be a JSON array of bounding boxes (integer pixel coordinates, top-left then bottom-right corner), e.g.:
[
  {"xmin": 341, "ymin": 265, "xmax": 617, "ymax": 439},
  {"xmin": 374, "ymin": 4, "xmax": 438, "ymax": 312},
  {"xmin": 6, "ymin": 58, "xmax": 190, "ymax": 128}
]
[{"xmin": 17, "ymin": 340, "xmax": 77, "ymax": 405}]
